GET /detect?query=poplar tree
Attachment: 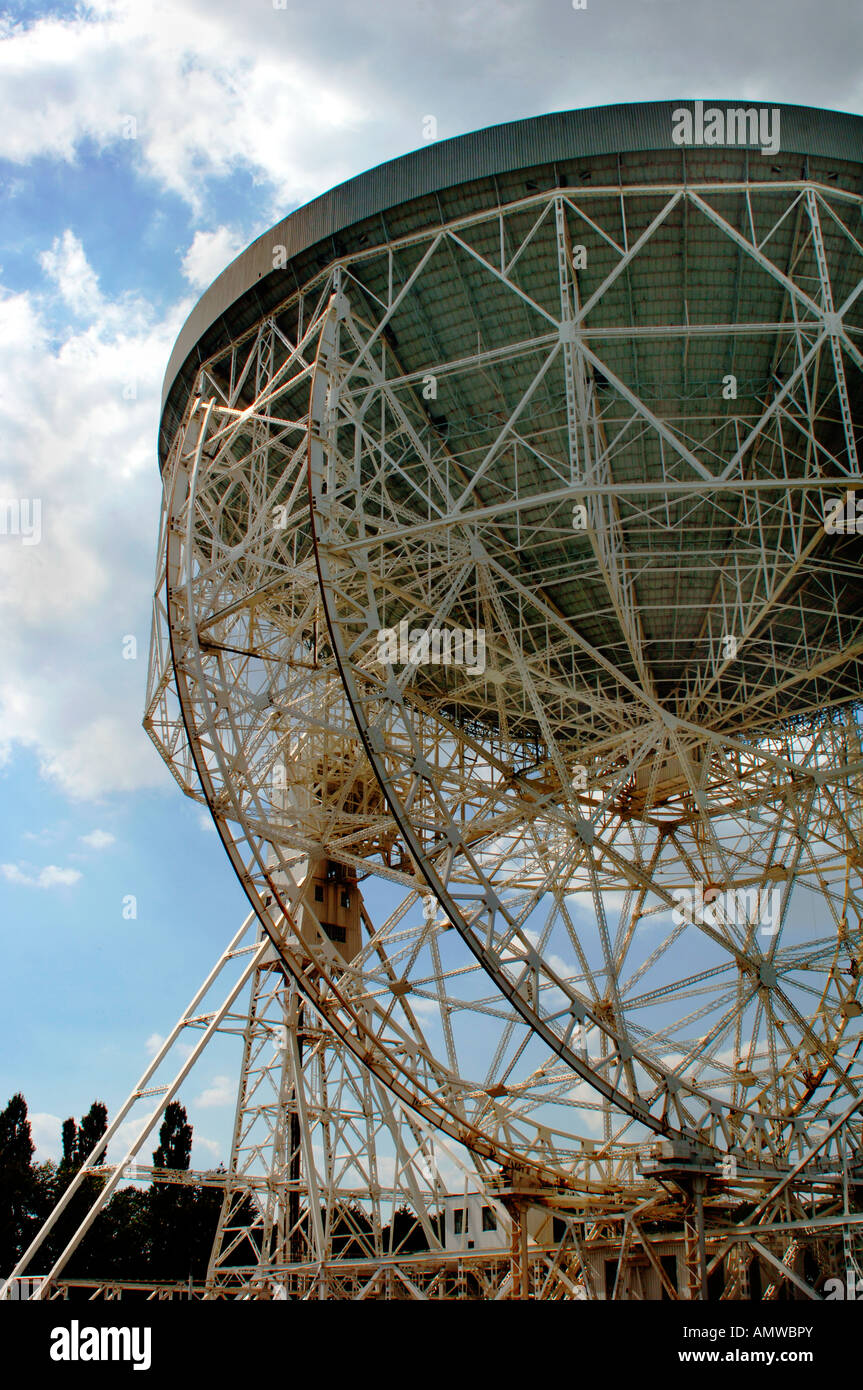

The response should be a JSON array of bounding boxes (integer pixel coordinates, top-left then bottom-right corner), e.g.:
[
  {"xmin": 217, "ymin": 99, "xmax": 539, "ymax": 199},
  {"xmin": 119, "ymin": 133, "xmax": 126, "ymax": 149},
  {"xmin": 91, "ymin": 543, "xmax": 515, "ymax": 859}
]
[{"xmin": 0, "ymin": 1093, "xmax": 37, "ymax": 1273}]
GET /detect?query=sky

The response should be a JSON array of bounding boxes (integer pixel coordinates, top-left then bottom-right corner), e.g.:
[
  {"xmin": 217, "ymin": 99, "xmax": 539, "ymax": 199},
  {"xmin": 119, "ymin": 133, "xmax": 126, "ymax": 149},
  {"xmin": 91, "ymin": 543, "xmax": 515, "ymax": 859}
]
[{"xmin": 0, "ymin": 0, "xmax": 861, "ymax": 1171}]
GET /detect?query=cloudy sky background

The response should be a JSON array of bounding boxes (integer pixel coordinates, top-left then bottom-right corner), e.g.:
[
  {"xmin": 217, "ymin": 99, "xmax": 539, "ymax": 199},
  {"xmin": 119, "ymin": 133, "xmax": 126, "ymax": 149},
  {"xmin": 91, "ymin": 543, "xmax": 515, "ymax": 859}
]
[{"xmin": 1, "ymin": 0, "xmax": 861, "ymax": 1168}]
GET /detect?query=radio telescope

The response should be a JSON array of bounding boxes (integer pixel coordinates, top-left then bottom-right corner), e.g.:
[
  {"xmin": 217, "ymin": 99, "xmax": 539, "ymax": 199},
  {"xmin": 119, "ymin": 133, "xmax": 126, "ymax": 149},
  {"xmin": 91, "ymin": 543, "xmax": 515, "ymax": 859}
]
[
  {"xmin": 309, "ymin": 157, "xmax": 863, "ymax": 1168},
  {"xmin": 5, "ymin": 101, "xmax": 863, "ymax": 1302},
  {"xmin": 152, "ymin": 100, "xmax": 863, "ymax": 1179}
]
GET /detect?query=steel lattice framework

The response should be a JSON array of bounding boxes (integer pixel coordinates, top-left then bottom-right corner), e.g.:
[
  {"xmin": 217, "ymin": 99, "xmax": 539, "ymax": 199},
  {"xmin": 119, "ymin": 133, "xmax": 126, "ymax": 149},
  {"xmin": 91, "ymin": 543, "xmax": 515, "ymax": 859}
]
[
  {"xmin": 8, "ymin": 102, "xmax": 863, "ymax": 1301},
  {"xmin": 1, "ymin": 915, "xmax": 512, "ymax": 1300},
  {"xmin": 308, "ymin": 175, "xmax": 863, "ymax": 1165},
  {"xmin": 145, "ymin": 108, "xmax": 863, "ymax": 1290},
  {"xmin": 145, "ymin": 394, "xmax": 644, "ymax": 1181},
  {"xmin": 144, "ymin": 157, "xmax": 863, "ymax": 1173}
]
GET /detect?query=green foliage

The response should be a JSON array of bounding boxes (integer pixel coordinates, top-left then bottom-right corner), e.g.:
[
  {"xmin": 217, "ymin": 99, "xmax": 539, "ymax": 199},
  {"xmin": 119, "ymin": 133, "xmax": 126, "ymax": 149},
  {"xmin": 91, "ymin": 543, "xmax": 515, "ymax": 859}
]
[
  {"xmin": 1, "ymin": 1093, "xmax": 446, "ymax": 1286},
  {"xmin": 50, "ymin": 1100, "xmax": 111, "ymax": 1277},
  {"xmin": 75, "ymin": 1102, "xmax": 108, "ymax": 1167},
  {"xmin": 1, "ymin": 1092, "xmax": 221, "ymax": 1284},
  {"xmin": 148, "ymin": 1101, "xmax": 220, "ymax": 1281},
  {"xmin": 1, "ymin": 1094, "xmax": 34, "ymax": 1169},
  {"xmin": 383, "ymin": 1203, "xmax": 442, "ymax": 1255},
  {"xmin": 329, "ymin": 1199, "xmax": 374, "ymax": 1259},
  {"xmin": 152, "ymin": 1101, "xmax": 192, "ymax": 1172},
  {"xmin": 0, "ymin": 1093, "xmax": 40, "ymax": 1271}
]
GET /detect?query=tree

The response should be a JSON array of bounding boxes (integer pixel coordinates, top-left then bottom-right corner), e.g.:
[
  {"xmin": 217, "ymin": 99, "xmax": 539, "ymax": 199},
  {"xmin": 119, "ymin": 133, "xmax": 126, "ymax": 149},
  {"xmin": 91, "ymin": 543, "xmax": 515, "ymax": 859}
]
[
  {"xmin": 55, "ymin": 1102, "xmax": 108, "ymax": 1181},
  {"xmin": 148, "ymin": 1102, "xmax": 220, "ymax": 1282},
  {"xmin": 74, "ymin": 1102, "xmax": 108, "ymax": 1167},
  {"xmin": 60, "ymin": 1119, "xmax": 76, "ymax": 1172},
  {"xmin": 0, "ymin": 1094, "xmax": 222, "ymax": 1286},
  {"xmin": 48, "ymin": 1101, "xmax": 110, "ymax": 1277},
  {"xmin": 0, "ymin": 1094, "xmax": 38, "ymax": 1273},
  {"xmin": 382, "ymin": 1204, "xmax": 442, "ymax": 1256},
  {"xmin": 152, "ymin": 1102, "xmax": 192, "ymax": 1172},
  {"xmin": 98, "ymin": 1186, "xmax": 151, "ymax": 1280}
]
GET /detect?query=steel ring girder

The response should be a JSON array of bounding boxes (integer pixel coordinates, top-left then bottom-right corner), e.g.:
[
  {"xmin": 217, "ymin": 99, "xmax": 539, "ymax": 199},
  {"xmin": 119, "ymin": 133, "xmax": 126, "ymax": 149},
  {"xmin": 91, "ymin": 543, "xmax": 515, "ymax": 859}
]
[
  {"xmin": 162, "ymin": 390, "xmax": 657, "ymax": 1189},
  {"xmin": 307, "ymin": 296, "xmax": 863, "ymax": 1164},
  {"xmin": 150, "ymin": 154, "xmax": 863, "ymax": 1187}
]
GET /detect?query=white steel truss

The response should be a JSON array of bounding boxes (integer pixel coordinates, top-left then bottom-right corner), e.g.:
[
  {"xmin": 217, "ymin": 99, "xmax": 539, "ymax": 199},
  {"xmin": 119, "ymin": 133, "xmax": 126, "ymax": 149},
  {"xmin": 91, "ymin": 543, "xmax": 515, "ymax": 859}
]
[
  {"xmin": 130, "ymin": 173, "xmax": 863, "ymax": 1296},
  {"xmin": 0, "ymin": 915, "xmax": 506, "ymax": 1301}
]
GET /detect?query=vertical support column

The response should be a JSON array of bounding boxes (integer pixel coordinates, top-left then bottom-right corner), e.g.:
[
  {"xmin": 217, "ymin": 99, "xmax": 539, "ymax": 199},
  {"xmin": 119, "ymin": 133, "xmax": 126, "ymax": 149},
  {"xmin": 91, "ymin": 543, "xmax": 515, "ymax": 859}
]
[
  {"xmin": 207, "ymin": 939, "xmax": 305, "ymax": 1295},
  {"xmin": 288, "ymin": 996, "xmax": 304, "ymax": 1267},
  {"xmin": 806, "ymin": 189, "xmax": 859, "ymax": 475},
  {"xmin": 555, "ymin": 196, "xmax": 581, "ymax": 485},
  {"xmin": 510, "ymin": 1203, "xmax": 521, "ymax": 1300},
  {"xmin": 695, "ymin": 1179, "xmax": 709, "ymax": 1301},
  {"xmin": 506, "ymin": 1199, "xmax": 530, "ymax": 1300},
  {"xmin": 682, "ymin": 1178, "xmax": 709, "ymax": 1300}
]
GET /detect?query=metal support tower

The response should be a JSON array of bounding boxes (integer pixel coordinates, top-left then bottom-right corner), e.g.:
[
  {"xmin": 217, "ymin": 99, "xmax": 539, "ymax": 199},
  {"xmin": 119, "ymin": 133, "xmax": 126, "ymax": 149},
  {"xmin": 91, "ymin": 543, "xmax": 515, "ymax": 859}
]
[
  {"xmin": 1, "ymin": 914, "xmax": 496, "ymax": 1302},
  {"xmin": 206, "ymin": 929, "xmax": 456, "ymax": 1297}
]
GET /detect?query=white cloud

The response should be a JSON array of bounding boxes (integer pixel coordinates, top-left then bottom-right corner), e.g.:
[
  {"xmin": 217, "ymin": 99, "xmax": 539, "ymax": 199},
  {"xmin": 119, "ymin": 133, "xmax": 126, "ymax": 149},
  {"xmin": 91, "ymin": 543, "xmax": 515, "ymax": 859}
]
[
  {"xmin": 564, "ymin": 1081, "xmax": 605, "ymax": 1134},
  {"xmin": 1, "ymin": 862, "xmax": 82, "ymax": 888},
  {"xmin": 144, "ymin": 1032, "xmax": 195, "ymax": 1062},
  {"xmin": 39, "ymin": 231, "xmax": 104, "ymax": 319},
  {"xmin": 181, "ymin": 227, "xmax": 244, "ymax": 291},
  {"xmin": 0, "ymin": 1, "xmax": 373, "ymax": 215},
  {"xmin": 192, "ymin": 1135, "xmax": 221, "ymax": 1163},
  {"xmin": 409, "ymin": 996, "xmax": 442, "ymax": 1021},
  {"xmin": 21, "ymin": 826, "xmax": 63, "ymax": 844},
  {"xmin": 0, "ymin": 0, "xmax": 859, "ymax": 224},
  {"xmin": 197, "ymin": 811, "xmax": 217, "ymax": 834},
  {"xmin": 40, "ymin": 864, "xmax": 83, "ymax": 887},
  {"xmin": 113, "ymin": 1118, "xmax": 150, "ymax": 1161},
  {"xmin": 80, "ymin": 829, "xmax": 116, "ymax": 850},
  {"xmin": 194, "ymin": 1074, "xmax": 234, "ymax": 1108},
  {"xmin": 29, "ymin": 1111, "xmax": 62, "ymax": 1161},
  {"xmin": 0, "ymin": 233, "xmax": 191, "ymax": 800}
]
